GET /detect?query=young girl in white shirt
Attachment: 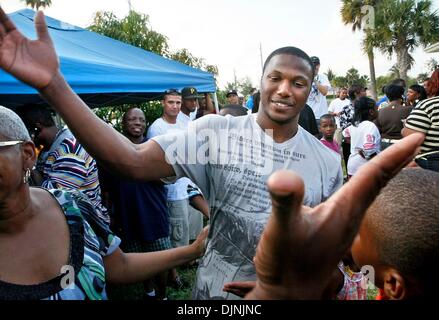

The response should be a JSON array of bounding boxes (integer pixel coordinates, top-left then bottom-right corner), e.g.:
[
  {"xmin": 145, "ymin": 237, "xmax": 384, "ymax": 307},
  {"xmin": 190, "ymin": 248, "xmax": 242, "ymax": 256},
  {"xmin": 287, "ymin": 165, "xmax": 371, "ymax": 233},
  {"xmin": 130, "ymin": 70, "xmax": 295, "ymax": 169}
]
[{"xmin": 343, "ymin": 97, "xmax": 381, "ymax": 178}]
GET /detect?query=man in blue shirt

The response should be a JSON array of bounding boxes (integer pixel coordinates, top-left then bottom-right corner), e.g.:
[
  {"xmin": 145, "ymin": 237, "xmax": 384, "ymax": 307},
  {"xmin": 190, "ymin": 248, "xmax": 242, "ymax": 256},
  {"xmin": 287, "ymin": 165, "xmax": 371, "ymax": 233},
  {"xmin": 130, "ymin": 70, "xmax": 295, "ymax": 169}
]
[{"xmin": 99, "ymin": 108, "xmax": 172, "ymax": 300}]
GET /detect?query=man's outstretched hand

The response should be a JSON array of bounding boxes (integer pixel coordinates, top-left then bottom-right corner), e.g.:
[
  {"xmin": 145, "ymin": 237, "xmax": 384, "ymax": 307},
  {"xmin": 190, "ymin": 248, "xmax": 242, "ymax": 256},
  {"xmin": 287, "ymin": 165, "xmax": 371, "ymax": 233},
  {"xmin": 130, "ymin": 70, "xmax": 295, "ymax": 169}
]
[
  {"xmin": 0, "ymin": 8, "xmax": 59, "ymax": 90},
  {"xmin": 245, "ymin": 133, "xmax": 424, "ymax": 300}
]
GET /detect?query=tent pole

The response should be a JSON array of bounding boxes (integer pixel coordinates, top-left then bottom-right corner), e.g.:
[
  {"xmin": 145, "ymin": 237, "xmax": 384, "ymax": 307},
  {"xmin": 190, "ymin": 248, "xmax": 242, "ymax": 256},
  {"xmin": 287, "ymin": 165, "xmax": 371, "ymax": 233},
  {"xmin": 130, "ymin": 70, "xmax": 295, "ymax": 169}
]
[{"xmin": 213, "ymin": 92, "xmax": 220, "ymax": 114}]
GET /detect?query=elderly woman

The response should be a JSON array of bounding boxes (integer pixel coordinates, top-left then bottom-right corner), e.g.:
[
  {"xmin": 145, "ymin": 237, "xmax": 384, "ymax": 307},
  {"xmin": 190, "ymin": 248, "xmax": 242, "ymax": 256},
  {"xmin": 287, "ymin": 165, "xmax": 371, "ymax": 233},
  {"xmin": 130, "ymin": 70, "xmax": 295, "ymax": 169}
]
[{"xmin": 0, "ymin": 106, "xmax": 207, "ymax": 300}]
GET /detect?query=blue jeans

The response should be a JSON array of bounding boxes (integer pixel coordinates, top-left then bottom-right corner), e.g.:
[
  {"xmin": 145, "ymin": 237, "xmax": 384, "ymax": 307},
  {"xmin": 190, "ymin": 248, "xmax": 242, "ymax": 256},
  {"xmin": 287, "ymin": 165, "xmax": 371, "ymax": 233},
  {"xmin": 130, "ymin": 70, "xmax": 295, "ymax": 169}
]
[{"xmin": 415, "ymin": 151, "xmax": 439, "ymax": 172}]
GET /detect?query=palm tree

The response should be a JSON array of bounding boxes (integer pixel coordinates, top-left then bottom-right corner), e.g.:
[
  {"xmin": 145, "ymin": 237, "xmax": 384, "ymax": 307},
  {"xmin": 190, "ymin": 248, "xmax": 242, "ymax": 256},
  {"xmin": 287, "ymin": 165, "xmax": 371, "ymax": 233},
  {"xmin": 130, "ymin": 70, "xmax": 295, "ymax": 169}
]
[
  {"xmin": 341, "ymin": 0, "xmax": 379, "ymax": 100},
  {"xmin": 325, "ymin": 68, "xmax": 336, "ymax": 83},
  {"xmin": 21, "ymin": 0, "xmax": 52, "ymax": 10},
  {"xmin": 389, "ymin": 64, "xmax": 401, "ymax": 78},
  {"xmin": 375, "ymin": 0, "xmax": 439, "ymax": 84}
]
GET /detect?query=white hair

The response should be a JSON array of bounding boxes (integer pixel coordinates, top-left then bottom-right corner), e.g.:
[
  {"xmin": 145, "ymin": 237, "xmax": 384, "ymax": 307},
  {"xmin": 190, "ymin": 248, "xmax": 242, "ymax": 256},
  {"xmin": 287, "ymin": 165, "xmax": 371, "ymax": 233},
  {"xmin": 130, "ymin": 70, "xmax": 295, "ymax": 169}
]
[{"xmin": 0, "ymin": 106, "xmax": 31, "ymax": 141}]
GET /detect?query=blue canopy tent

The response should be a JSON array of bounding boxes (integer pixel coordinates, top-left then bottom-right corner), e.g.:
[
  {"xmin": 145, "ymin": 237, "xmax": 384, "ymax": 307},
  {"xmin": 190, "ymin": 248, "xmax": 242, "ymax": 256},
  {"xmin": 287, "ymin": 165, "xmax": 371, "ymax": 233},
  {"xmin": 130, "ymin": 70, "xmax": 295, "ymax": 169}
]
[{"xmin": 0, "ymin": 9, "xmax": 216, "ymax": 109}]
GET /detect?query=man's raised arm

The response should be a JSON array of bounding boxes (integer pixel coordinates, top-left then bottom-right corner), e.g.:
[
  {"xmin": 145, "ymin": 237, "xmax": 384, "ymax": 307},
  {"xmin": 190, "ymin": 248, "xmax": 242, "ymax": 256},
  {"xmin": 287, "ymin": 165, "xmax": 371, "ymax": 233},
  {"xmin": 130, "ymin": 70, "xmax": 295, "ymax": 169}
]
[{"xmin": 0, "ymin": 9, "xmax": 173, "ymax": 181}]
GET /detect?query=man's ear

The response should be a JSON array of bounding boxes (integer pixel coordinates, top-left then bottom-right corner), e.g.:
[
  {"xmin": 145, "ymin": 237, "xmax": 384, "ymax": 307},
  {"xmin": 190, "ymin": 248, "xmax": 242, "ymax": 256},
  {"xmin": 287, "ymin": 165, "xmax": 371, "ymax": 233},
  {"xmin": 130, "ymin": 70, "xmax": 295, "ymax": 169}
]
[
  {"xmin": 382, "ymin": 268, "xmax": 407, "ymax": 300},
  {"xmin": 21, "ymin": 141, "xmax": 37, "ymax": 168}
]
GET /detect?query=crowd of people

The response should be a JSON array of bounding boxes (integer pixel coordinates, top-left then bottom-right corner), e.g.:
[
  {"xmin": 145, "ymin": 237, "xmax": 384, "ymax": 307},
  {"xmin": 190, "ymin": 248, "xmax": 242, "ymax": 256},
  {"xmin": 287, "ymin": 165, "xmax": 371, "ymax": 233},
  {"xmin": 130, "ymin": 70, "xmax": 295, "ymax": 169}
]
[{"xmin": 0, "ymin": 8, "xmax": 438, "ymax": 301}]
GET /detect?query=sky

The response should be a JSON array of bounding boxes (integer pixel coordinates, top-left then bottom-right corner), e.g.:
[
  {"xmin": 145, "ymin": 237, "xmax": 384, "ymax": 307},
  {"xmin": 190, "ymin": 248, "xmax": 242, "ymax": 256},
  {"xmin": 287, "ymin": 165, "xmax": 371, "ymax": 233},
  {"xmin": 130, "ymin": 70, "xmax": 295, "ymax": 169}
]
[{"xmin": 3, "ymin": 0, "xmax": 439, "ymax": 90}]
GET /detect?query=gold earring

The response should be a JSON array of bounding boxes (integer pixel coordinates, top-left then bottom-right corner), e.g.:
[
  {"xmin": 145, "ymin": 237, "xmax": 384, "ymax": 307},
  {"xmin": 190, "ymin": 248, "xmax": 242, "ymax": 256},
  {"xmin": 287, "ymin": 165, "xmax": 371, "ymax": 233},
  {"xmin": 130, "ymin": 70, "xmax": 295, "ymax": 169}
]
[{"xmin": 23, "ymin": 168, "xmax": 31, "ymax": 184}]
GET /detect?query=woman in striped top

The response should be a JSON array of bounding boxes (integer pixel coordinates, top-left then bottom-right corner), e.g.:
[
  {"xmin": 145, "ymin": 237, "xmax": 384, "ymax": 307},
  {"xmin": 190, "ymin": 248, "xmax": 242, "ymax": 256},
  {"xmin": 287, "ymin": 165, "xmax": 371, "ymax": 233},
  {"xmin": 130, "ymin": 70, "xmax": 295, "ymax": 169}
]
[{"xmin": 403, "ymin": 69, "xmax": 439, "ymax": 172}]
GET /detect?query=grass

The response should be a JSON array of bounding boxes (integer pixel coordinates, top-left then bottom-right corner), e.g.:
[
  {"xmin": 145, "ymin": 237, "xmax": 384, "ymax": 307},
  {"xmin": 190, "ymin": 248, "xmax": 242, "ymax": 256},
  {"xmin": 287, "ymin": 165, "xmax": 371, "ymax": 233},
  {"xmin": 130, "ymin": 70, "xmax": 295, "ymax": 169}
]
[
  {"xmin": 106, "ymin": 265, "xmax": 197, "ymax": 300},
  {"xmin": 167, "ymin": 266, "xmax": 198, "ymax": 300}
]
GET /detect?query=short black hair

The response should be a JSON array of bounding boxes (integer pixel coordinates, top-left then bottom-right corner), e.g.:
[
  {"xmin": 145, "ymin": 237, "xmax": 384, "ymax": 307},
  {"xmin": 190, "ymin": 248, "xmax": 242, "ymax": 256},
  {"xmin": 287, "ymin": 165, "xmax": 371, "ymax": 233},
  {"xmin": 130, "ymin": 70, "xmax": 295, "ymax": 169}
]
[
  {"xmin": 366, "ymin": 169, "xmax": 439, "ymax": 297},
  {"xmin": 162, "ymin": 88, "xmax": 181, "ymax": 101},
  {"xmin": 122, "ymin": 107, "xmax": 144, "ymax": 123},
  {"xmin": 385, "ymin": 84, "xmax": 405, "ymax": 101},
  {"xmin": 262, "ymin": 46, "xmax": 314, "ymax": 77},
  {"xmin": 319, "ymin": 114, "xmax": 336, "ymax": 125},
  {"xmin": 352, "ymin": 96, "xmax": 376, "ymax": 126},
  {"xmin": 408, "ymin": 84, "xmax": 428, "ymax": 101},
  {"xmin": 391, "ymin": 78, "xmax": 406, "ymax": 88},
  {"xmin": 348, "ymin": 84, "xmax": 365, "ymax": 101},
  {"xmin": 16, "ymin": 104, "xmax": 55, "ymax": 129}
]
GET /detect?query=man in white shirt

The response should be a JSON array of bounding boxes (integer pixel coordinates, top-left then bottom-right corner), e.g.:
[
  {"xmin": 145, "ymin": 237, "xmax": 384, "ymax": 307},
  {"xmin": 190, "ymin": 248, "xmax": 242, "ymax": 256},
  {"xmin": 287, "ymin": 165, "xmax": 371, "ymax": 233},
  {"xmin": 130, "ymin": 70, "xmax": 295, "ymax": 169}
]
[
  {"xmin": 147, "ymin": 90, "xmax": 191, "ymax": 247},
  {"xmin": 176, "ymin": 87, "xmax": 208, "ymax": 244},
  {"xmin": 178, "ymin": 87, "xmax": 201, "ymax": 123},
  {"xmin": 306, "ymin": 56, "xmax": 331, "ymax": 129},
  {"xmin": 328, "ymin": 87, "xmax": 351, "ymax": 144}
]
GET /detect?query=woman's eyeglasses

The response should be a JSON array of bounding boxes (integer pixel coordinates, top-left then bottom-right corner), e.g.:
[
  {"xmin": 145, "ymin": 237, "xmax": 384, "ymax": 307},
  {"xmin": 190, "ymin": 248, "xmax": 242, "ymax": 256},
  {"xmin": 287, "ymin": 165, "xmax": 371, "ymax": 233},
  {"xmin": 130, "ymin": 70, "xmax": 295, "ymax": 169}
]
[{"xmin": 0, "ymin": 140, "xmax": 24, "ymax": 147}]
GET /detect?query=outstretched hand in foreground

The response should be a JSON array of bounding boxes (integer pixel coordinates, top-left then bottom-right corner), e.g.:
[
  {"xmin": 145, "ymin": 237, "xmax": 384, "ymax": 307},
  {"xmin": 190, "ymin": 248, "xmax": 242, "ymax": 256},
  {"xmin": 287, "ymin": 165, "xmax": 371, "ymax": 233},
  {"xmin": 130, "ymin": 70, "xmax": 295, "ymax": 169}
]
[{"xmin": 244, "ymin": 134, "xmax": 424, "ymax": 299}]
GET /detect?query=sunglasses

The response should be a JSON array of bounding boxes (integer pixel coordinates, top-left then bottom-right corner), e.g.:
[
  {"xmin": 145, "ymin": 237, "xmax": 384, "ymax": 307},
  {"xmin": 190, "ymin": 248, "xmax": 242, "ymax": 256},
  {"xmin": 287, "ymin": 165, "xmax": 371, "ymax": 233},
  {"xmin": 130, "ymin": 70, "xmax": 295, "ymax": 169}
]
[
  {"xmin": 0, "ymin": 140, "xmax": 24, "ymax": 147},
  {"xmin": 164, "ymin": 88, "xmax": 180, "ymax": 94}
]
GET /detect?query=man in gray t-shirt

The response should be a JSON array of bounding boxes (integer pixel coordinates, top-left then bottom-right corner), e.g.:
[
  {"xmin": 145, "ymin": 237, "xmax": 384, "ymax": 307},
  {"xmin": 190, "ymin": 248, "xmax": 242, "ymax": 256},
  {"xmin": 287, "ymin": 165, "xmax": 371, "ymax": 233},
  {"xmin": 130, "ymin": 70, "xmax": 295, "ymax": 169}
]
[
  {"xmin": 150, "ymin": 47, "xmax": 342, "ymax": 299},
  {"xmin": 153, "ymin": 113, "xmax": 342, "ymax": 299}
]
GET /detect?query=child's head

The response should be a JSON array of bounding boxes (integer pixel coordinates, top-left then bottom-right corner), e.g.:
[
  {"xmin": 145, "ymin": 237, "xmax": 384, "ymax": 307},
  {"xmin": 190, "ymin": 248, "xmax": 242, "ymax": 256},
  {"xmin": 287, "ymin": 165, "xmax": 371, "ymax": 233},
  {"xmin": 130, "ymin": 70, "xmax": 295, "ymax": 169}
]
[
  {"xmin": 351, "ymin": 168, "xmax": 439, "ymax": 299},
  {"xmin": 319, "ymin": 114, "xmax": 336, "ymax": 140},
  {"xmin": 352, "ymin": 96, "xmax": 377, "ymax": 125}
]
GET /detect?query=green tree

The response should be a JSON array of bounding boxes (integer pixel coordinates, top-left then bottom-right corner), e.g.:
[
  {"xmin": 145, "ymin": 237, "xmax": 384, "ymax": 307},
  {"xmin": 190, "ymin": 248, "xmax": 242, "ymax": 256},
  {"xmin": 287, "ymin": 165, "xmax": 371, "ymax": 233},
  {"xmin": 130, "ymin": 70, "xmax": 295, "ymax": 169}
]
[
  {"xmin": 88, "ymin": 10, "xmax": 169, "ymax": 56},
  {"xmin": 224, "ymin": 82, "xmax": 237, "ymax": 93},
  {"xmin": 376, "ymin": 73, "xmax": 418, "ymax": 98},
  {"xmin": 169, "ymin": 49, "xmax": 218, "ymax": 77},
  {"xmin": 332, "ymin": 76, "xmax": 348, "ymax": 88},
  {"xmin": 388, "ymin": 64, "xmax": 401, "ymax": 79},
  {"xmin": 376, "ymin": 74, "xmax": 393, "ymax": 96},
  {"xmin": 325, "ymin": 69, "xmax": 336, "ymax": 82},
  {"xmin": 375, "ymin": 0, "xmax": 439, "ymax": 84},
  {"xmin": 345, "ymin": 67, "xmax": 369, "ymax": 87},
  {"xmin": 237, "ymin": 77, "xmax": 255, "ymax": 97},
  {"xmin": 221, "ymin": 77, "xmax": 255, "ymax": 98},
  {"xmin": 170, "ymin": 48, "xmax": 204, "ymax": 69},
  {"xmin": 94, "ymin": 101, "xmax": 163, "ymax": 133},
  {"xmin": 21, "ymin": 0, "xmax": 51, "ymax": 10},
  {"xmin": 341, "ymin": 0, "xmax": 379, "ymax": 99},
  {"xmin": 416, "ymin": 72, "xmax": 429, "ymax": 83}
]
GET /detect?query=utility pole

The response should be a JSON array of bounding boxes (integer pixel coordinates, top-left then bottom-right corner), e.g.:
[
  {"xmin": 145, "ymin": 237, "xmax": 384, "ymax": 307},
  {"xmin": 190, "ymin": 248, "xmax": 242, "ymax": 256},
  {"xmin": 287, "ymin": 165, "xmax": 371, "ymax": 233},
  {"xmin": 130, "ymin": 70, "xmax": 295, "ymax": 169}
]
[
  {"xmin": 259, "ymin": 42, "xmax": 264, "ymax": 71},
  {"xmin": 127, "ymin": 0, "xmax": 132, "ymax": 11}
]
